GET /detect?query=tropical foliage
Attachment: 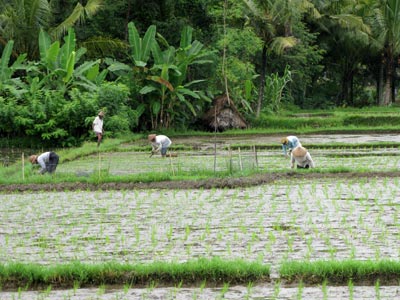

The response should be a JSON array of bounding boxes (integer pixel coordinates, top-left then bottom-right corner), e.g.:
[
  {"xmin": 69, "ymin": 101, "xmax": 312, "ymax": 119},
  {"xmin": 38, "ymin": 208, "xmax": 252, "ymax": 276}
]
[{"xmin": 1, "ymin": 0, "xmax": 400, "ymax": 146}]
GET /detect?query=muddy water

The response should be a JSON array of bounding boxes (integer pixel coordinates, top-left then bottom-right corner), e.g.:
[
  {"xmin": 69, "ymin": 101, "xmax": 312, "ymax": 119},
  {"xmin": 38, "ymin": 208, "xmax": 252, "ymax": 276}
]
[
  {"xmin": 60, "ymin": 146, "xmax": 400, "ymax": 176},
  {"xmin": 0, "ymin": 177, "xmax": 399, "ymax": 299},
  {"xmin": 55, "ymin": 133, "xmax": 400, "ymax": 176},
  {"xmin": 1, "ymin": 283, "xmax": 399, "ymax": 299},
  {"xmin": 170, "ymin": 133, "xmax": 400, "ymax": 148}
]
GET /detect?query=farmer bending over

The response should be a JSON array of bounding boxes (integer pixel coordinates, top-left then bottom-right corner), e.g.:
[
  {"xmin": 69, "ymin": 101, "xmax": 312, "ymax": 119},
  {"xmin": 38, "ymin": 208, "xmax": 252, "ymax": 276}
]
[
  {"xmin": 290, "ymin": 146, "xmax": 315, "ymax": 169},
  {"xmin": 148, "ymin": 134, "xmax": 172, "ymax": 158},
  {"xmin": 281, "ymin": 135, "xmax": 301, "ymax": 157},
  {"xmin": 29, "ymin": 151, "xmax": 59, "ymax": 174}
]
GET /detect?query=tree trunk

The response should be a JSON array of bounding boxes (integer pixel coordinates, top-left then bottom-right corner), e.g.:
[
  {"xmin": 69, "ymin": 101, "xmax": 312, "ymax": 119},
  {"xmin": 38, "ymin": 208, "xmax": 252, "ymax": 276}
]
[
  {"xmin": 377, "ymin": 58, "xmax": 384, "ymax": 105},
  {"xmin": 124, "ymin": 1, "xmax": 131, "ymax": 41},
  {"xmin": 256, "ymin": 44, "xmax": 267, "ymax": 118},
  {"xmin": 381, "ymin": 49, "xmax": 394, "ymax": 106}
]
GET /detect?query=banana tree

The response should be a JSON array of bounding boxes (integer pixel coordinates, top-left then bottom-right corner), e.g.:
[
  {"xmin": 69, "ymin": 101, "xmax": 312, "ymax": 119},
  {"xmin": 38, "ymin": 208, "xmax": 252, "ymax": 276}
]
[
  {"xmin": 140, "ymin": 26, "xmax": 212, "ymax": 129},
  {"xmin": 128, "ymin": 22, "xmax": 156, "ymax": 68},
  {"xmin": 34, "ymin": 28, "xmax": 106, "ymax": 95},
  {"xmin": 0, "ymin": 40, "xmax": 28, "ymax": 98}
]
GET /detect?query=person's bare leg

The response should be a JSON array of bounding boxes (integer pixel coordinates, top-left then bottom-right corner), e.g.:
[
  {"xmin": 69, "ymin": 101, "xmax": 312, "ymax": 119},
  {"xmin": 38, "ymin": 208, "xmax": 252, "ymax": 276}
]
[{"xmin": 97, "ymin": 133, "xmax": 102, "ymax": 147}]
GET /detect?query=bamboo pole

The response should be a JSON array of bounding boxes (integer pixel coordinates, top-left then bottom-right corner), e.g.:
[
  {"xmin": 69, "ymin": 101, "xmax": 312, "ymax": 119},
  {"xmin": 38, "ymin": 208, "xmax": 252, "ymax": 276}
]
[
  {"xmin": 238, "ymin": 147, "xmax": 243, "ymax": 171},
  {"xmin": 253, "ymin": 145, "xmax": 258, "ymax": 170},
  {"xmin": 229, "ymin": 145, "xmax": 232, "ymax": 173},
  {"xmin": 22, "ymin": 152, "xmax": 25, "ymax": 181},
  {"xmin": 213, "ymin": 106, "xmax": 217, "ymax": 174},
  {"xmin": 169, "ymin": 152, "xmax": 175, "ymax": 176},
  {"xmin": 98, "ymin": 150, "xmax": 101, "ymax": 180}
]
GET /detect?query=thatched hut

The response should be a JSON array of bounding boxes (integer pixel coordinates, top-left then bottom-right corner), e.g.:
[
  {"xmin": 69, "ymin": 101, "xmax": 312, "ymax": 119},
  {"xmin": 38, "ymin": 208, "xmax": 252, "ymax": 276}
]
[{"xmin": 202, "ymin": 95, "xmax": 247, "ymax": 131}]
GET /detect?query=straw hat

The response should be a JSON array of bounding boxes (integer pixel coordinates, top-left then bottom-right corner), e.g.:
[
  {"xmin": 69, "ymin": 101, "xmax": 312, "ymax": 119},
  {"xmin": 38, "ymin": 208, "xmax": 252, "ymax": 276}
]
[
  {"xmin": 29, "ymin": 155, "xmax": 37, "ymax": 164},
  {"xmin": 148, "ymin": 134, "xmax": 156, "ymax": 142},
  {"xmin": 281, "ymin": 137, "xmax": 289, "ymax": 144},
  {"xmin": 98, "ymin": 111, "xmax": 105, "ymax": 117},
  {"xmin": 291, "ymin": 146, "xmax": 308, "ymax": 158}
]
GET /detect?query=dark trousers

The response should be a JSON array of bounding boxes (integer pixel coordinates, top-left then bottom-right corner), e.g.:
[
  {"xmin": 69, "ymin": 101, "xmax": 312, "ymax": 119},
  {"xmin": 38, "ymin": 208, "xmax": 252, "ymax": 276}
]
[
  {"xmin": 297, "ymin": 164, "xmax": 309, "ymax": 169},
  {"xmin": 46, "ymin": 152, "xmax": 59, "ymax": 173}
]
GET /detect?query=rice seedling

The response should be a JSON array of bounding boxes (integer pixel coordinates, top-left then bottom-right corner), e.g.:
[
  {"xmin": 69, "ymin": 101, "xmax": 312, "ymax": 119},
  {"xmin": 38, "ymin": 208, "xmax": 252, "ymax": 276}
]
[
  {"xmin": 348, "ymin": 279, "xmax": 354, "ymax": 300},
  {"xmin": 97, "ymin": 284, "xmax": 106, "ymax": 296},
  {"xmin": 244, "ymin": 282, "xmax": 254, "ymax": 300},
  {"xmin": 272, "ymin": 280, "xmax": 281, "ymax": 300},
  {"xmin": 374, "ymin": 279, "xmax": 381, "ymax": 300},
  {"xmin": 321, "ymin": 279, "xmax": 328, "ymax": 300},
  {"xmin": 217, "ymin": 283, "xmax": 229, "ymax": 300},
  {"xmin": 296, "ymin": 280, "xmax": 304, "ymax": 300}
]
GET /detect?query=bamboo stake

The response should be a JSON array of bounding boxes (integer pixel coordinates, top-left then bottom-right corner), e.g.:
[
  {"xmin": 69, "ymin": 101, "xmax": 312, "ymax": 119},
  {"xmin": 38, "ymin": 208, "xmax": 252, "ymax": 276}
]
[
  {"xmin": 238, "ymin": 147, "xmax": 243, "ymax": 171},
  {"xmin": 22, "ymin": 152, "xmax": 24, "ymax": 181},
  {"xmin": 253, "ymin": 145, "xmax": 258, "ymax": 169},
  {"xmin": 213, "ymin": 105, "xmax": 217, "ymax": 174},
  {"xmin": 169, "ymin": 152, "xmax": 175, "ymax": 176},
  {"xmin": 229, "ymin": 145, "xmax": 232, "ymax": 173},
  {"xmin": 98, "ymin": 150, "xmax": 101, "ymax": 180}
]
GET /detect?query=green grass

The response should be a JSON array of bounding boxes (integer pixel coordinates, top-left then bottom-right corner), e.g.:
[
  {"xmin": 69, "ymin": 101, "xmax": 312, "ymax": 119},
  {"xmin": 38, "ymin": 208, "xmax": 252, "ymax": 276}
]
[
  {"xmin": 2, "ymin": 259, "xmax": 399, "ymax": 289},
  {"xmin": 0, "ymin": 258, "xmax": 270, "ymax": 289},
  {"xmin": 0, "ymin": 165, "xmax": 269, "ymax": 185},
  {"xmin": 279, "ymin": 260, "xmax": 400, "ymax": 284}
]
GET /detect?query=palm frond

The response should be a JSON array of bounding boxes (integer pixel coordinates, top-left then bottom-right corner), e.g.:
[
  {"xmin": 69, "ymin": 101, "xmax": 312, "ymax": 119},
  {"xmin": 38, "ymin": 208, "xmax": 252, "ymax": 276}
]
[
  {"xmin": 269, "ymin": 36, "xmax": 297, "ymax": 55},
  {"xmin": 51, "ymin": 0, "xmax": 103, "ymax": 40}
]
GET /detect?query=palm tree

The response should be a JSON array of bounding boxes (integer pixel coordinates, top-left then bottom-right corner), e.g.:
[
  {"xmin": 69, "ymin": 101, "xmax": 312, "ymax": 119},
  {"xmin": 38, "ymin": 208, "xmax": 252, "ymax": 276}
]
[
  {"xmin": 367, "ymin": 0, "xmax": 400, "ymax": 105},
  {"xmin": 243, "ymin": 0, "xmax": 318, "ymax": 117},
  {"xmin": 0, "ymin": 0, "xmax": 103, "ymax": 59},
  {"xmin": 312, "ymin": 0, "xmax": 371, "ymax": 106}
]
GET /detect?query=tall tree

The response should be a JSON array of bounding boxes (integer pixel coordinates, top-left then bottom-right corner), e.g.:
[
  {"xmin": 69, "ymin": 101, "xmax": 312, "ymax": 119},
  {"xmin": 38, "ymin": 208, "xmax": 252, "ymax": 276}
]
[
  {"xmin": 0, "ymin": 0, "xmax": 103, "ymax": 59},
  {"xmin": 243, "ymin": 0, "xmax": 317, "ymax": 117},
  {"xmin": 311, "ymin": 0, "xmax": 371, "ymax": 106},
  {"xmin": 368, "ymin": 0, "xmax": 400, "ymax": 105}
]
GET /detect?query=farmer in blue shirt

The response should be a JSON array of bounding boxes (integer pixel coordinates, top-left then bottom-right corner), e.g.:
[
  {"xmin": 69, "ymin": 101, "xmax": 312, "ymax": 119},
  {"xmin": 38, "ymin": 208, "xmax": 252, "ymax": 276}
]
[{"xmin": 281, "ymin": 136, "xmax": 302, "ymax": 156}]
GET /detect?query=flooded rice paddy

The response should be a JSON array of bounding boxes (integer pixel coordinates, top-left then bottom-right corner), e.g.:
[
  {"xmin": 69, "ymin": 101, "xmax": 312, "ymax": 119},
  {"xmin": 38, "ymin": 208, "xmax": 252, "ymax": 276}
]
[
  {"xmin": 1, "ymin": 178, "xmax": 400, "ymax": 298},
  {"xmin": 0, "ymin": 134, "xmax": 399, "ymax": 299},
  {"xmin": 60, "ymin": 147, "xmax": 400, "ymax": 176}
]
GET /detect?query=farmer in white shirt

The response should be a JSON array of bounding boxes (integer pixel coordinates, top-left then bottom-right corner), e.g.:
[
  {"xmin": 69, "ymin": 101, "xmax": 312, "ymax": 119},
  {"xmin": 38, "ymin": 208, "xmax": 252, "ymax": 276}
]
[
  {"xmin": 29, "ymin": 151, "xmax": 59, "ymax": 174},
  {"xmin": 281, "ymin": 135, "xmax": 302, "ymax": 156},
  {"xmin": 93, "ymin": 111, "xmax": 105, "ymax": 147},
  {"xmin": 290, "ymin": 146, "xmax": 315, "ymax": 169},
  {"xmin": 148, "ymin": 134, "xmax": 172, "ymax": 157}
]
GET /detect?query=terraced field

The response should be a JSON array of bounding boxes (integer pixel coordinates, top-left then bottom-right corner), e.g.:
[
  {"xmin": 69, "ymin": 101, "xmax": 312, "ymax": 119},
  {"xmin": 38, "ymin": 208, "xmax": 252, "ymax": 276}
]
[{"xmin": 0, "ymin": 134, "xmax": 399, "ymax": 299}]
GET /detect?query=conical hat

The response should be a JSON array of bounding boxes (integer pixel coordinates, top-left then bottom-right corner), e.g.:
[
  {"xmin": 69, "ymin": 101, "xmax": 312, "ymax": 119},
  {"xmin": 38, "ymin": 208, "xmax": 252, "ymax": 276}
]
[
  {"xmin": 148, "ymin": 134, "xmax": 156, "ymax": 141},
  {"xmin": 291, "ymin": 146, "xmax": 308, "ymax": 157}
]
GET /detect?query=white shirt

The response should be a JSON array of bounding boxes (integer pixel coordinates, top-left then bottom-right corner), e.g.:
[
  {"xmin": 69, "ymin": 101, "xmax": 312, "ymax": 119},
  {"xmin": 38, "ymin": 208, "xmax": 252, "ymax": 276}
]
[
  {"xmin": 93, "ymin": 116, "xmax": 103, "ymax": 134},
  {"xmin": 37, "ymin": 152, "xmax": 51, "ymax": 170},
  {"xmin": 291, "ymin": 152, "xmax": 315, "ymax": 168},
  {"xmin": 151, "ymin": 135, "xmax": 172, "ymax": 151}
]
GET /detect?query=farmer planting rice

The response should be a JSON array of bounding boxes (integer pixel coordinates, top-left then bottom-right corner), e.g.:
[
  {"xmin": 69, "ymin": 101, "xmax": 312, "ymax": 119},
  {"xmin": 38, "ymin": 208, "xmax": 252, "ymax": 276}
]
[
  {"xmin": 290, "ymin": 146, "xmax": 315, "ymax": 169},
  {"xmin": 281, "ymin": 135, "xmax": 301, "ymax": 156},
  {"xmin": 148, "ymin": 134, "xmax": 172, "ymax": 158},
  {"xmin": 29, "ymin": 151, "xmax": 59, "ymax": 174}
]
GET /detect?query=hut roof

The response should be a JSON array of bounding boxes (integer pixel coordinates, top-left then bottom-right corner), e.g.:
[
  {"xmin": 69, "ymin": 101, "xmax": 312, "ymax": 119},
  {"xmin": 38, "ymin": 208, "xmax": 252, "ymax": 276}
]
[{"xmin": 202, "ymin": 95, "xmax": 247, "ymax": 131}]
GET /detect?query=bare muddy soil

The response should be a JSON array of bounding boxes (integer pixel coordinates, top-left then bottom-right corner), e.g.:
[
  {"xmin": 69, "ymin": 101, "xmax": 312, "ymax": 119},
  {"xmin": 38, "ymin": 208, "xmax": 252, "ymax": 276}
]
[{"xmin": 1, "ymin": 171, "xmax": 400, "ymax": 193}]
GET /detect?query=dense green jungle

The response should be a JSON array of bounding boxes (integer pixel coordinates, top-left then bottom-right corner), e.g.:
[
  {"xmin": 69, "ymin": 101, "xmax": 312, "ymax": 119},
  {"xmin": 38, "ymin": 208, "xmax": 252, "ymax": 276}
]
[{"xmin": 1, "ymin": 0, "xmax": 400, "ymax": 149}]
